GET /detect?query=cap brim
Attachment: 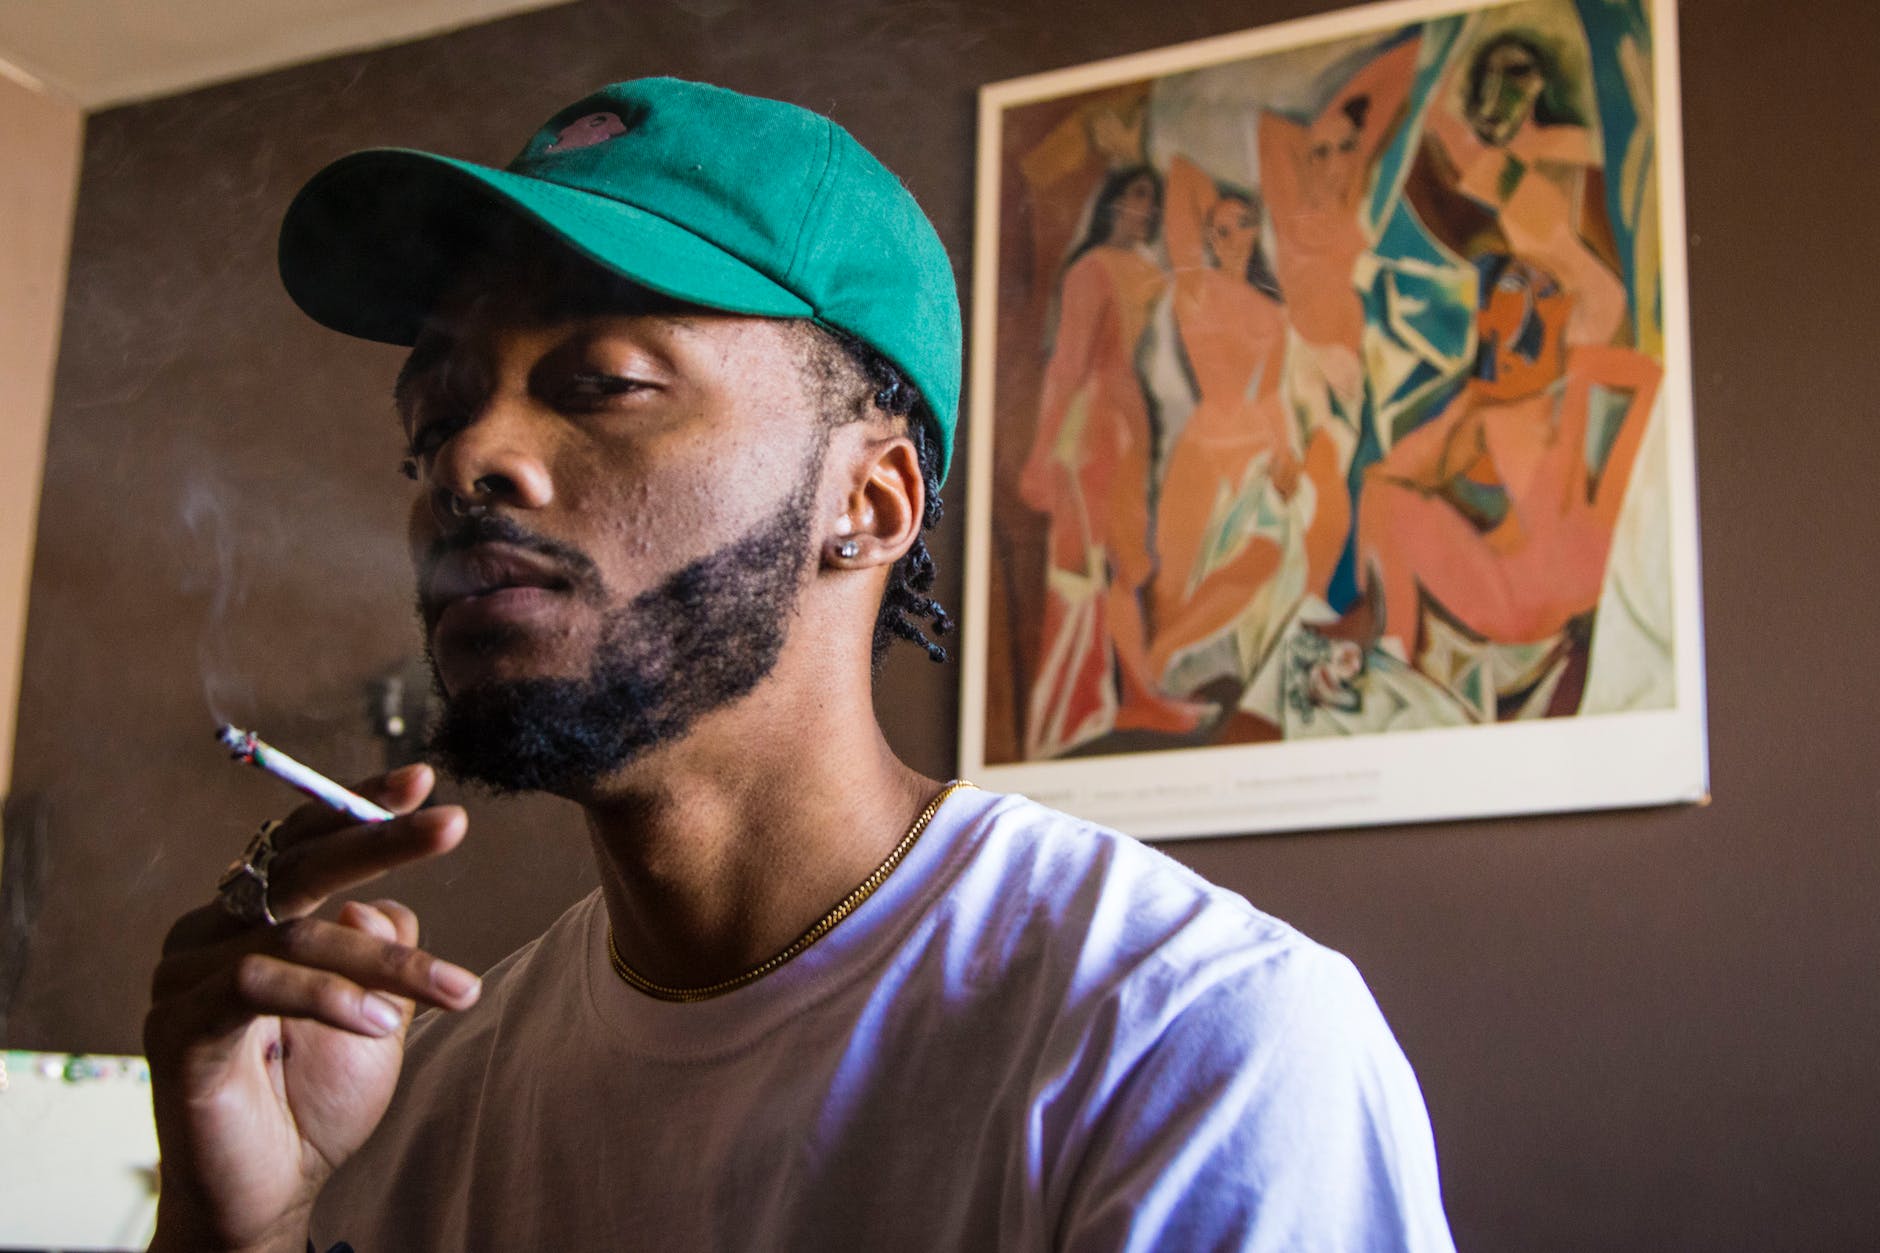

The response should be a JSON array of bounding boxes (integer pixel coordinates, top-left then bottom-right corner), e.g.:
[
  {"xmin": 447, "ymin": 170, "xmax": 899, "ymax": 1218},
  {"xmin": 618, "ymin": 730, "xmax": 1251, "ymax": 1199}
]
[{"xmin": 278, "ymin": 148, "xmax": 813, "ymax": 346}]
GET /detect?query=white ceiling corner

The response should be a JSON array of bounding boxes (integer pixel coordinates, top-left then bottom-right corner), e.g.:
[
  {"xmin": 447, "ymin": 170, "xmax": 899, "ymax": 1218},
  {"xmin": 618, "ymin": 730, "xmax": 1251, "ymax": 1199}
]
[{"xmin": 0, "ymin": 0, "xmax": 580, "ymax": 110}]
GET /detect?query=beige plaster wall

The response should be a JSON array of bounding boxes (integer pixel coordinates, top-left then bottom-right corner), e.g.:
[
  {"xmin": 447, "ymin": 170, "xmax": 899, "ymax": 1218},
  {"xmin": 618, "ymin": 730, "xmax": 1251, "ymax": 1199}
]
[{"xmin": 0, "ymin": 71, "xmax": 82, "ymax": 798}]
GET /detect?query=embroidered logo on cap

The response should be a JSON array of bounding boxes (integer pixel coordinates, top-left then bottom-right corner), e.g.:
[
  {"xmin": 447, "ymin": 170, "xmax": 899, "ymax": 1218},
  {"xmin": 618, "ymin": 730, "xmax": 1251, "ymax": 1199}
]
[{"xmin": 546, "ymin": 112, "xmax": 628, "ymax": 153}]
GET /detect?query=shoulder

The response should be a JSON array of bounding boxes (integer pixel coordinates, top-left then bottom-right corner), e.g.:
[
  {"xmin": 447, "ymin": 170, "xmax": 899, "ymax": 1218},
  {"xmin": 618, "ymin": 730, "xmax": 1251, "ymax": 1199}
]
[
  {"xmin": 950, "ymin": 794, "xmax": 1453, "ymax": 1250},
  {"xmin": 948, "ymin": 792, "xmax": 1339, "ymax": 1035},
  {"xmin": 955, "ymin": 792, "xmax": 1290, "ymax": 944},
  {"xmin": 1061, "ymin": 248, "xmax": 1116, "ymax": 296}
]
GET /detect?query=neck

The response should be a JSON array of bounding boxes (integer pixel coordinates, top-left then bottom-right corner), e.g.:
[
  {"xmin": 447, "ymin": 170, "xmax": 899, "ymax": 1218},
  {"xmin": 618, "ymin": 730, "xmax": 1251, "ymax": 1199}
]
[{"xmin": 578, "ymin": 640, "xmax": 940, "ymax": 991}]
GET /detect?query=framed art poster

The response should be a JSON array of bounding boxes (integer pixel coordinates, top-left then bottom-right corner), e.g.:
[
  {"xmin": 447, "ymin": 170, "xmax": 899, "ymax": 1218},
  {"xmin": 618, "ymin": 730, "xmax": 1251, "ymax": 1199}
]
[{"xmin": 958, "ymin": 0, "xmax": 1707, "ymax": 837}]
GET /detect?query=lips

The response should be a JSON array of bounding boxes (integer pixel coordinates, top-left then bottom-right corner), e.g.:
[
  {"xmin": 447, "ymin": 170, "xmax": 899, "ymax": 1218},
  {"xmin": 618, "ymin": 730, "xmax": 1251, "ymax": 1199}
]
[{"xmin": 423, "ymin": 543, "xmax": 575, "ymax": 626}]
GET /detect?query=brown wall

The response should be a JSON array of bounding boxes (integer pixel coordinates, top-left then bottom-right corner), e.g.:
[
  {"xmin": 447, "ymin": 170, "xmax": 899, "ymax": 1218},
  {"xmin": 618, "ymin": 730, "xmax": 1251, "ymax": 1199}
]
[{"xmin": 5, "ymin": 1, "xmax": 1876, "ymax": 1248}]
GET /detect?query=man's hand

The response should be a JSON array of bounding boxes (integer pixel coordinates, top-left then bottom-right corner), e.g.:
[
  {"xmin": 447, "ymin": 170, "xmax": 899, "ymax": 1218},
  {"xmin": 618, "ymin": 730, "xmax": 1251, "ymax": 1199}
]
[{"xmin": 143, "ymin": 763, "xmax": 479, "ymax": 1253}]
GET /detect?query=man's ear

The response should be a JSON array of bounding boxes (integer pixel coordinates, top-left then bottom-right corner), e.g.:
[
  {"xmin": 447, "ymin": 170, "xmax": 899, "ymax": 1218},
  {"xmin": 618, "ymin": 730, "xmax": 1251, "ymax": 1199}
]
[{"xmin": 824, "ymin": 432, "xmax": 922, "ymax": 571}]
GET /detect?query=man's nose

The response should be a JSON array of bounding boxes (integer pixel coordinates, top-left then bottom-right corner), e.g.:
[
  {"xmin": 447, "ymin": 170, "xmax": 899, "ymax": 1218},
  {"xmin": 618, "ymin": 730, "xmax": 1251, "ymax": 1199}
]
[{"xmin": 426, "ymin": 403, "xmax": 555, "ymax": 526}]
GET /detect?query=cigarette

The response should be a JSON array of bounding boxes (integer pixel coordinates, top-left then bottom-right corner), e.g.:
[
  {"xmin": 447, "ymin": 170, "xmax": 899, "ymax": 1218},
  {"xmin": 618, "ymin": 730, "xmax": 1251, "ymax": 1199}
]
[{"xmin": 216, "ymin": 724, "xmax": 396, "ymax": 824}]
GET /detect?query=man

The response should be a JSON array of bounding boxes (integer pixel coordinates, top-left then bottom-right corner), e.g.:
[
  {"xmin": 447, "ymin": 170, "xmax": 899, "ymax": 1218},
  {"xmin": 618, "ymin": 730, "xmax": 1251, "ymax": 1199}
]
[{"xmin": 144, "ymin": 79, "xmax": 1455, "ymax": 1251}]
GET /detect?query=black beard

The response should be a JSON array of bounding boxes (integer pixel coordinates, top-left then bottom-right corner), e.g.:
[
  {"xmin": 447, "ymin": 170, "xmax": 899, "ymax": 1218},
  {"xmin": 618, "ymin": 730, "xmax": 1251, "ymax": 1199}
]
[{"xmin": 424, "ymin": 475, "xmax": 819, "ymax": 795}]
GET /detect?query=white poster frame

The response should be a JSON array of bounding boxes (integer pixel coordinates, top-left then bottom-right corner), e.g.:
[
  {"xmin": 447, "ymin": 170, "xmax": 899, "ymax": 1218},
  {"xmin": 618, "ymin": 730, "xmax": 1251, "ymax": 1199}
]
[{"xmin": 958, "ymin": 0, "xmax": 1707, "ymax": 838}]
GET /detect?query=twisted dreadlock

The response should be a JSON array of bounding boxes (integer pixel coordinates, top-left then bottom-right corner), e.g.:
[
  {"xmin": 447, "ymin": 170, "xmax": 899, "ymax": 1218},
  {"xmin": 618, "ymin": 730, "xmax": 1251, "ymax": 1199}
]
[{"xmin": 803, "ymin": 326, "xmax": 953, "ymax": 666}]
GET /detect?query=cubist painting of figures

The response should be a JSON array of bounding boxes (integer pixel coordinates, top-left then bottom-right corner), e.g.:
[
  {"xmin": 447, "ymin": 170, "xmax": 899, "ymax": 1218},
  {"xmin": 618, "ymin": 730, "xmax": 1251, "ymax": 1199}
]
[{"xmin": 960, "ymin": 0, "xmax": 1707, "ymax": 837}]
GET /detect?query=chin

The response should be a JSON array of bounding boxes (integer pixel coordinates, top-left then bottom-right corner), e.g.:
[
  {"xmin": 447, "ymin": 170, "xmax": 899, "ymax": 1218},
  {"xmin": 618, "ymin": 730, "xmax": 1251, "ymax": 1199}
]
[
  {"xmin": 423, "ymin": 665, "xmax": 667, "ymax": 797},
  {"xmin": 431, "ymin": 634, "xmax": 589, "ymax": 700}
]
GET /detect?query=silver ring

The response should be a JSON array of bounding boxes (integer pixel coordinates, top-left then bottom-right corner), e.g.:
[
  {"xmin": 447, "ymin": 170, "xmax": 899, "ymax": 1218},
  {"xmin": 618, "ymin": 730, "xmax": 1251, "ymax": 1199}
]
[
  {"xmin": 448, "ymin": 475, "xmax": 500, "ymax": 518},
  {"xmin": 216, "ymin": 819, "xmax": 284, "ymax": 926}
]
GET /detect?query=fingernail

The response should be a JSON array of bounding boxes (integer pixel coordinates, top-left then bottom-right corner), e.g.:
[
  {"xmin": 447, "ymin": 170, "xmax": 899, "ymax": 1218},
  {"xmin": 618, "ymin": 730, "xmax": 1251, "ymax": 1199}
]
[
  {"xmin": 408, "ymin": 806, "xmax": 465, "ymax": 840},
  {"xmin": 363, "ymin": 994, "xmax": 404, "ymax": 1034},
  {"xmin": 389, "ymin": 763, "xmax": 428, "ymax": 788},
  {"xmin": 431, "ymin": 962, "xmax": 479, "ymax": 999},
  {"xmin": 348, "ymin": 902, "xmax": 396, "ymax": 940}
]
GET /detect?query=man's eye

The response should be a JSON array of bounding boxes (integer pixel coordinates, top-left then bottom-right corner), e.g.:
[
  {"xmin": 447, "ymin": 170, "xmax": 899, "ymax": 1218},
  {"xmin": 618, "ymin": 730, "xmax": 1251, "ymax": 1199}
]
[
  {"xmin": 404, "ymin": 416, "xmax": 464, "ymax": 462},
  {"xmin": 562, "ymin": 372, "xmax": 646, "ymax": 405}
]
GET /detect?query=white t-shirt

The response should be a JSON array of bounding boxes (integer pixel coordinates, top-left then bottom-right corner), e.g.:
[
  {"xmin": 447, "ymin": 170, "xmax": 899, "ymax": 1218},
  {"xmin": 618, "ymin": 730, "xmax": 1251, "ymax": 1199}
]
[{"xmin": 313, "ymin": 788, "xmax": 1454, "ymax": 1251}]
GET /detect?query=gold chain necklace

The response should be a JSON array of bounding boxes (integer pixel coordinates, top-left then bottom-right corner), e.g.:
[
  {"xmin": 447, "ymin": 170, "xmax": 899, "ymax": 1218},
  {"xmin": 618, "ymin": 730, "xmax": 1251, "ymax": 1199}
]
[{"xmin": 606, "ymin": 780, "xmax": 976, "ymax": 1003}]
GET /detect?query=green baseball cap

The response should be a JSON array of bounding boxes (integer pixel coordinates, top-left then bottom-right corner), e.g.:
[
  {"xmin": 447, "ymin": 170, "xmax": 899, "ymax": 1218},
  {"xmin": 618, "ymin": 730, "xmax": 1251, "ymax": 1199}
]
[{"xmin": 278, "ymin": 77, "xmax": 962, "ymax": 479}]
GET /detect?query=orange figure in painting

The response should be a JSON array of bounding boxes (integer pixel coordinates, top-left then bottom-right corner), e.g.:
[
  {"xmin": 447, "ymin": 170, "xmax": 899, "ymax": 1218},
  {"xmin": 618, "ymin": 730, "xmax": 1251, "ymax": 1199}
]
[
  {"xmin": 1358, "ymin": 257, "xmax": 1661, "ymax": 660},
  {"xmin": 1019, "ymin": 167, "xmax": 1205, "ymax": 757},
  {"xmin": 1258, "ymin": 36, "xmax": 1421, "ymax": 398},
  {"xmin": 1422, "ymin": 31, "xmax": 1627, "ymax": 348},
  {"xmin": 1015, "ymin": 90, "xmax": 1153, "ymax": 326},
  {"xmin": 1146, "ymin": 156, "xmax": 1348, "ymax": 688}
]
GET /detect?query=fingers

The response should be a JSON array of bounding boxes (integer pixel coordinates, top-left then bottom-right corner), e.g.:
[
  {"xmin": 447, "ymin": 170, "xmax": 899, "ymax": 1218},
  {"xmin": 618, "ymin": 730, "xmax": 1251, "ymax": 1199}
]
[
  {"xmin": 153, "ymin": 905, "xmax": 480, "ymax": 1044},
  {"xmin": 267, "ymin": 805, "xmax": 466, "ymax": 919},
  {"xmin": 226, "ymin": 953, "xmax": 410, "ymax": 1038},
  {"xmin": 268, "ymin": 762, "xmax": 439, "ymax": 854},
  {"xmin": 264, "ymin": 762, "xmax": 462, "ymax": 919},
  {"xmin": 162, "ymin": 797, "xmax": 466, "ymax": 956},
  {"xmin": 349, "ymin": 897, "xmax": 420, "ymax": 949},
  {"xmin": 163, "ymin": 900, "xmax": 248, "ymax": 957}
]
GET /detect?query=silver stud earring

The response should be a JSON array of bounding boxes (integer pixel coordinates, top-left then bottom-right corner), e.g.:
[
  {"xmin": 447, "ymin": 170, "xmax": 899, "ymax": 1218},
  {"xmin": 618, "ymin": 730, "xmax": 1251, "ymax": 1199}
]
[{"xmin": 836, "ymin": 539, "xmax": 861, "ymax": 560}]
